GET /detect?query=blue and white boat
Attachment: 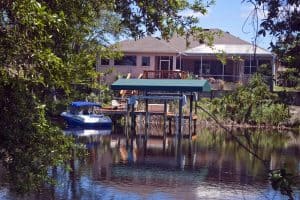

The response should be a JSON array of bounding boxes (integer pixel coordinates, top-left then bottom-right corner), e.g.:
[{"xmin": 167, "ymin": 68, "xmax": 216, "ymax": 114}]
[{"xmin": 60, "ymin": 101, "xmax": 112, "ymax": 128}]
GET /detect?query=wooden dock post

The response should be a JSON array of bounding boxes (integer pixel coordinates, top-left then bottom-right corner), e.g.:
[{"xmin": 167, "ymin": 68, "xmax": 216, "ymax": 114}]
[
  {"xmin": 163, "ymin": 100, "xmax": 167, "ymax": 140},
  {"xmin": 176, "ymin": 136, "xmax": 183, "ymax": 169},
  {"xmin": 145, "ymin": 92, "xmax": 149, "ymax": 139},
  {"xmin": 168, "ymin": 118, "xmax": 172, "ymax": 135},
  {"xmin": 178, "ymin": 94, "xmax": 183, "ymax": 138},
  {"xmin": 130, "ymin": 102, "xmax": 136, "ymax": 136},
  {"xmin": 125, "ymin": 102, "xmax": 130, "ymax": 137},
  {"xmin": 189, "ymin": 93, "xmax": 193, "ymax": 139},
  {"xmin": 195, "ymin": 93, "xmax": 198, "ymax": 115}
]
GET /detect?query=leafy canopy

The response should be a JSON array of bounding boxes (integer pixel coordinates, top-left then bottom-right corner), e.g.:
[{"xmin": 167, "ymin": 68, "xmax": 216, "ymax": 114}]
[
  {"xmin": 244, "ymin": 0, "xmax": 300, "ymax": 72},
  {"xmin": 207, "ymin": 74, "xmax": 289, "ymax": 125},
  {"xmin": 0, "ymin": 0, "xmax": 214, "ymax": 193}
]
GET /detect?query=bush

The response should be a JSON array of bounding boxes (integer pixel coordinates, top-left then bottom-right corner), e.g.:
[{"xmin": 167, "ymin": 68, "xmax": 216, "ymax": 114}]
[
  {"xmin": 277, "ymin": 68, "xmax": 300, "ymax": 87},
  {"xmin": 201, "ymin": 74, "xmax": 290, "ymax": 126},
  {"xmin": 251, "ymin": 103, "xmax": 289, "ymax": 125}
]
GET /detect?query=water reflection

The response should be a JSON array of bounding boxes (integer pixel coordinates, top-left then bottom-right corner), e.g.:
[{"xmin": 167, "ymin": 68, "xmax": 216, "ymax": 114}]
[
  {"xmin": 2, "ymin": 127, "xmax": 300, "ymax": 200},
  {"xmin": 64, "ymin": 127, "xmax": 111, "ymax": 137}
]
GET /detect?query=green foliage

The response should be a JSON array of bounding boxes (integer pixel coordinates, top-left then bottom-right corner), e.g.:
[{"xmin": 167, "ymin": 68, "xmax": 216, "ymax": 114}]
[
  {"xmin": 277, "ymin": 68, "xmax": 300, "ymax": 88},
  {"xmin": 0, "ymin": 0, "xmax": 215, "ymax": 194},
  {"xmin": 0, "ymin": 74, "xmax": 75, "ymax": 193},
  {"xmin": 197, "ymin": 98, "xmax": 223, "ymax": 120},
  {"xmin": 269, "ymin": 169, "xmax": 294, "ymax": 199},
  {"xmin": 250, "ymin": 103, "xmax": 289, "ymax": 125},
  {"xmin": 249, "ymin": 0, "xmax": 300, "ymax": 73},
  {"xmin": 200, "ymin": 74, "xmax": 290, "ymax": 126},
  {"xmin": 257, "ymin": 63, "xmax": 272, "ymax": 77},
  {"xmin": 113, "ymin": 0, "xmax": 215, "ymax": 40}
]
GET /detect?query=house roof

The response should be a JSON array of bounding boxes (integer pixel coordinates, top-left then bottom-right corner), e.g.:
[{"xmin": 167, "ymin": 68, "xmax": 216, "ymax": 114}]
[
  {"xmin": 185, "ymin": 44, "xmax": 271, "ymax": 55},
  {"xmin": 117, "ymin": 29, "xmax": 272, "ymax": 56},
  {"xmin": 168, "ymin": 29, "xmax": 250, "ymax": 52},
  {"xmin": 117, "ymin": 36, "xmax": 178, "ymax": 53},
  {"xmin": 111, "ymin": 79, "xmax": 211, "ymax": 92}
]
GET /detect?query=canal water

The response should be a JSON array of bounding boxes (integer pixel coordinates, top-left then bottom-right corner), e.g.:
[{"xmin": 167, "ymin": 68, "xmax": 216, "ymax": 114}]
[{"xmin": 1, "ymin": 127, "xmax": 300, "ymax": 200}]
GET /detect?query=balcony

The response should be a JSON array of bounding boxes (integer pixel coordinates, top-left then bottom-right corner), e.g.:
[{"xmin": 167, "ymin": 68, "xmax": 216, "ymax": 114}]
[{"xmin": 143, "ymin": 70, "xmax": 188, "ymax": 79}]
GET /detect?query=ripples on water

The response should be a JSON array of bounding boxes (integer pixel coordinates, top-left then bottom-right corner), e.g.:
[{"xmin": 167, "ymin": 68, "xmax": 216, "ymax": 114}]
[{"xmin": 1, "ymin": 125, "xmax": 300, "ymax": 200}]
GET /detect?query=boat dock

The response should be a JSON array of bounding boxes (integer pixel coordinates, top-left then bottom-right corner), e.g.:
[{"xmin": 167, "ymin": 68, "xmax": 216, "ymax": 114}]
[
  {"xmin": 109, "ymin": 78, "xmax": 211, "ymax": 139},
  {"xmin": 100, "ymin": 107, "xmax": 198, "ymax": 136}
]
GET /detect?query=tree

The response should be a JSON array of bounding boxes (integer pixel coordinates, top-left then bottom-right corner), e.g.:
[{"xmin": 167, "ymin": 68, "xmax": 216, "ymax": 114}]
[
  {"xmin": 211, "ymin": 74, "xmax": 289, "ymax": 125},
  {"xmin": 0, "ymin": 0, "xmax": 214, "ymax": 193},
  {"xmin": 243, "ymin": 0, "xmax": 300, "ymax": 85}
]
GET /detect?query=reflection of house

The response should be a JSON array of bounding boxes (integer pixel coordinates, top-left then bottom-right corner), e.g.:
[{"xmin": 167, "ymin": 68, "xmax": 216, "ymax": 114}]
[{"xmin": 98, "ymin": 29, "xmax": 274, "ymax": 86}]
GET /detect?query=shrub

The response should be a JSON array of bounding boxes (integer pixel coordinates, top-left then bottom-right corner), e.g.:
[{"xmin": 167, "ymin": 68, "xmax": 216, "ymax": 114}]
[{"xmin": 203, "ymin": 74, "xmax": 290, "ymax": 126}]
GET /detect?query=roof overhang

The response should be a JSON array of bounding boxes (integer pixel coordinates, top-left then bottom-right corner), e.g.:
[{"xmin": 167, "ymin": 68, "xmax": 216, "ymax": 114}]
[{"xmin": 120, "ymin": 50, "xmax": 179, "ymax": 54}]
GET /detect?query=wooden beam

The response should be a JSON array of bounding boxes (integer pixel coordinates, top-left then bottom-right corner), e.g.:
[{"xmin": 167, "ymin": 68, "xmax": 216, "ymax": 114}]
[
  {"xmin": 189, "ymin": 93, "xmax": 193, "ymax": 139},
  {"xmin": 145, "ymin": 92, "xmax": 149, "ymax": 139},
  {"xmin": 163, "ymin": 100, "xmax": 167, "ymax": 141},
  {"xmin": 130, "ymin": 103, "xmax": 136, "ymax": 136},
  {"xmin": 178, "ymin": 94, "xmax": 183, "ymax": 138}
]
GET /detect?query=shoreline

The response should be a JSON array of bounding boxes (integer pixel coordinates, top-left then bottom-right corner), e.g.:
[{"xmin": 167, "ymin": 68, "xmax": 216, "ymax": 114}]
[{"xmin": 196, "ymin": 120, "xmax": 300, "ymax": 131}]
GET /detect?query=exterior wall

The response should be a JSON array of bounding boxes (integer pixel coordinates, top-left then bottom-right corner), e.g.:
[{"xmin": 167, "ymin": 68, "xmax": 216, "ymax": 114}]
[
  {"xmin": 97, "ymin": 53, "xmax": 177, "ymax": 84},
  {"xmin": 97, "ymin": 52, "xmax": 273, "ymax": 85}
]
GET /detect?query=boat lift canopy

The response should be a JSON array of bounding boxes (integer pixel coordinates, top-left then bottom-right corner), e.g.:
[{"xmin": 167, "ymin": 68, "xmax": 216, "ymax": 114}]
[
  {"xmin": 111, "ymin": 79, "xmax": 211, "ymax": 92},
  {"xmin": 71, "ymin": 101, "xmax": 101, "ymax": 107}
]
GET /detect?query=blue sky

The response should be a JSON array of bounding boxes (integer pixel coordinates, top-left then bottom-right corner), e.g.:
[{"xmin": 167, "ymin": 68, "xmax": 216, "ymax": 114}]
[{"xmin": 181, "ymin": 0, "xmax": 273, "ymax": 49}]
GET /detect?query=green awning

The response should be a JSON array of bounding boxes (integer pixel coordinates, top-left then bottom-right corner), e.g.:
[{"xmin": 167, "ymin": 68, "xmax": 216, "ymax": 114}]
[{"xmin": 111, "ymin": 79, "xmax": 211, "ymax": 92}]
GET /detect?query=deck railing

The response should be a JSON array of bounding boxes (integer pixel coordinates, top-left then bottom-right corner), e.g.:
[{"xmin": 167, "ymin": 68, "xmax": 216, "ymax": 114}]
[{"xmin": 143, "ymin": 70, "xmax": 188, "ymax": 79}]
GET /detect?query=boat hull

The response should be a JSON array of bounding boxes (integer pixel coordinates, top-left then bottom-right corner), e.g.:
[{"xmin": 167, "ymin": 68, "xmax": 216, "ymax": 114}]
[{"xmin": 61, "ymin": 112, "xmax": 112, "ymax": 128}]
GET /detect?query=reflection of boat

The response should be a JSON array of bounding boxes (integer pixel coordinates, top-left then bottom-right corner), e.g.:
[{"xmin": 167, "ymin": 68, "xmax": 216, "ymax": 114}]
[
  {"xmin": 63, "ymin": 128, "xmax": 111, "ymax": 137},
  {"xmin": 63, "ymin": 128, "xmax": 112, "ymax": 149},
  {"xmin": 60, "ymin": 101, "xmax": 112, "ymax": 128}
]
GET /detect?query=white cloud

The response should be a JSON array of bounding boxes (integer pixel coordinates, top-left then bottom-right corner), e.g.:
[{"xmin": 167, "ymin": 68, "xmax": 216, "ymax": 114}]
[
  {"xmin": 179, "ymin": 8, "xmax": 211, "ymax": 18},
  {"xmin": 240, "ymin": 4, "xmax": 268, "ymax": 20}
]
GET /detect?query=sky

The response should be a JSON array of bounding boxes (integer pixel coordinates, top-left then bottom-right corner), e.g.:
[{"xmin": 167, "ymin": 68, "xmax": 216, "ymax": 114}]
[{"xmin": 181, "ymin": 0, "xmax": 273, "ymax": 50}]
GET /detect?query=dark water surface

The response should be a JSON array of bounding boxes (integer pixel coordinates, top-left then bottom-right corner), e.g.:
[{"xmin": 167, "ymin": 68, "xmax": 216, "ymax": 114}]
[{"xmin": 1, "ymin": 127, "xmax": 300, "ymax": 200}]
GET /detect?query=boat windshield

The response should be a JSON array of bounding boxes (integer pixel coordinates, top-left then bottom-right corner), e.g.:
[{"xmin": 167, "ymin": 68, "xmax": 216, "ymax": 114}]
[
  {"xmin": 70, "ymin": 106, "xmax": 97, "ymax": 115},
  {"xmin": 70, "ymin": 106, "xmax": 80, "ymax": 115},
  {"xmin": 69, "ymin": 101, "xmax": 101, "ymax": 115}
]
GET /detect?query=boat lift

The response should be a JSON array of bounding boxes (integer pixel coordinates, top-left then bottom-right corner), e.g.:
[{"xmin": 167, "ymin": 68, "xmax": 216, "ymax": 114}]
[{"xmin": 111, "ymin": 79, "xmax": 211, "ymax": 139}]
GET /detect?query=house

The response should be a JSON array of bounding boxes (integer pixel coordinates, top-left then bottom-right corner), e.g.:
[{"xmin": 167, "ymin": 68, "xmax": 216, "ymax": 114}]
[{"xmin": 97, "ymin": 29, "xmax": 274, "ymax": 87}]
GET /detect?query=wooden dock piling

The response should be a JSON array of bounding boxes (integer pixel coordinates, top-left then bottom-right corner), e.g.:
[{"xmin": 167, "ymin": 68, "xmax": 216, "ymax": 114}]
[
  {"xmin": 163, "ymin": 100, "xmax": 167, "ymax": 140},
  {"xmin": 145, "ymin": 94, "xmax": 149, "ymax": 139},
  {"xmin": 178, "ymin": 95, "xmax": 183, "ymax": 138},
  {"xmin": 189, "ymin": 93, "xmax": 193, "ymax": 139}
]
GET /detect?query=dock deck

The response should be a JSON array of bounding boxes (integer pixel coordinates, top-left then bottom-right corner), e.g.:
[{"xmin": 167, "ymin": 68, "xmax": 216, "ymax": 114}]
[{"xmin": 100, "ymin": 107, "xmax": 198, "ymax": 120}]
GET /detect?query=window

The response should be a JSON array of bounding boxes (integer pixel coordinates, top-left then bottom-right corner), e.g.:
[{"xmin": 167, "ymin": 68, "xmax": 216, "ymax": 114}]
[
  {"xmin": 101, "ymin": 59, "xmax": 109, "ymax": 65},
  {"xmin": 244, "ymin": 59, "xmax": 257, "ymax": 74},
  {"xmin": 142, "ymin": 56, "xmax": 150, "ymax": 66},
  {"xmin": 114, "ymin": 55, "xmax": 137, "ymax": 66}
]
